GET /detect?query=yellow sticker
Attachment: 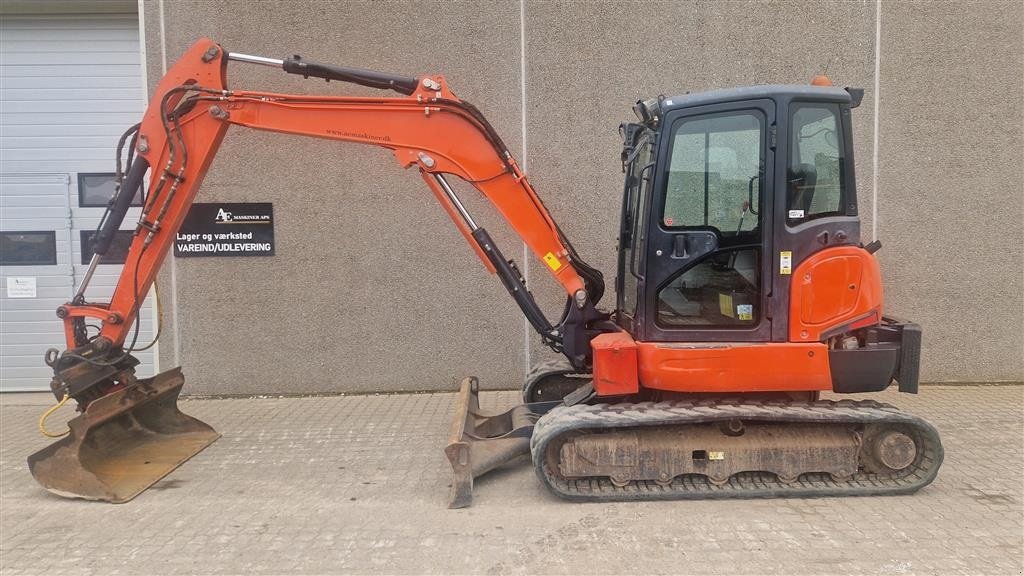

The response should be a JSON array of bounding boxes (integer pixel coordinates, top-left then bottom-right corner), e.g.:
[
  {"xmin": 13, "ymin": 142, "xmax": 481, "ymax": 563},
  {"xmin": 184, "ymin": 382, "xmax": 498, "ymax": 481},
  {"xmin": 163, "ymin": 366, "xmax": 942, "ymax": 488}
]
[
  {"xmin": 718, "ymin": 293, "xmax": 734, "ymax": 317},
  {"xmin": 708, "ymin": 451, "xmax": 725, "ymax": 461},
  {"xmin": 543, "ymin": 252, "xmax": 562, "ymax": 272},
  {"xmin": 780, "ymin": 251, "xmax": 793, "ymax": 275}
]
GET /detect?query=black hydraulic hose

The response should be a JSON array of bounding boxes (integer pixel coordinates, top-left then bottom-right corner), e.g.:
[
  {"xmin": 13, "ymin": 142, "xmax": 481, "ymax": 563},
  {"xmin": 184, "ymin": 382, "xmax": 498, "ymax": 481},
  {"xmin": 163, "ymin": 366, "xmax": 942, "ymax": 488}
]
[
  {"xmin": 471, "ymin": 227, "xmax": 557, "ymax": 341},
  {"xmin": 94, "ymin": 123, "xmax": 140, "ymax": 239},
  {"xmin": 434, "ymin": 98, "xmax": 514, "ymax": 171},
  {"xmin": 93, "ymin": 157, "xmax": 149, "ymax": 256},
  {"xmin": 116, "ymin": 122, "xmax": 141, "ymax": 184}
]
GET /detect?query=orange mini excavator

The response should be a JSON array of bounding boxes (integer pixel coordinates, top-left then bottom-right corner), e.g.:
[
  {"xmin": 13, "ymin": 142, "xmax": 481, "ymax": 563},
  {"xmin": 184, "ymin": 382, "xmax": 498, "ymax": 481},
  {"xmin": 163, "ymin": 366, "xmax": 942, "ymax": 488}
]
[{"xmin": 28, "ymin": 39, "xmax": 942, "ymax": 506}]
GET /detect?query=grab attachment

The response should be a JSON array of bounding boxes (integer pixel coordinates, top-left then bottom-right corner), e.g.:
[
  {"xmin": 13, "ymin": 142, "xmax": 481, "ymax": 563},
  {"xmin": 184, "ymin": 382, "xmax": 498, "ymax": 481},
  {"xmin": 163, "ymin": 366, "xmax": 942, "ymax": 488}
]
[
  {"xmin": 27, "ymin": 368, "xmax": 219, "ymax": 503},
  {"xmin": 444, "ymin": 377, "xmax": 555, "ymax": 508}
]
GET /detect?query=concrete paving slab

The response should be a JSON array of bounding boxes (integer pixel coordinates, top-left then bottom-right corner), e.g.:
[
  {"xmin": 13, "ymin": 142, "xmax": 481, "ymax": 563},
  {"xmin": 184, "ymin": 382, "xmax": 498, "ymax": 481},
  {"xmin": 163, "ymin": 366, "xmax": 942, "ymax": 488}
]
[{"xmin": 1, "ymin": 385, "xmax": 1021, "ymax": 575}]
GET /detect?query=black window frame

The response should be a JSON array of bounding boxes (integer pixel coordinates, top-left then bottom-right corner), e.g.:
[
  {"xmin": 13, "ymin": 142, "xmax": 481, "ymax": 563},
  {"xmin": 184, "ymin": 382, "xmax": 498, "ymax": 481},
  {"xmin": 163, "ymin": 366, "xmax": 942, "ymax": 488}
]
[
  {"xmin": 620, "ymin": 136, "xmax": 655, "ymax": 323},
  {"xmin": 0, "ymin": 230, "xmax": 58, "ymax": 266},
  {"xmin": 786, "ymin": 102, "xmax": 848, "ymax": 226},
  {"xmin": 642, "ymin": 97, "xmax": 776, "ymax": 344},
  {"xmin": 78, "ymin": 172, "xmax": 143, "ymax": 208}
]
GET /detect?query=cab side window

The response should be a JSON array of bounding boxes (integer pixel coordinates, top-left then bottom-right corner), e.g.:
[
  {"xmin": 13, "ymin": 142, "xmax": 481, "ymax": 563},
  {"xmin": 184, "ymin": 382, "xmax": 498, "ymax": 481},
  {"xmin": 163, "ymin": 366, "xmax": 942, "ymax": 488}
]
[
  {"xmin": 788, "ymin": 103, "xmax": 845, "ymax": 222},
  {"xmin": 620, "ymin": 137, "xmax": 653, "ymax": 319}
]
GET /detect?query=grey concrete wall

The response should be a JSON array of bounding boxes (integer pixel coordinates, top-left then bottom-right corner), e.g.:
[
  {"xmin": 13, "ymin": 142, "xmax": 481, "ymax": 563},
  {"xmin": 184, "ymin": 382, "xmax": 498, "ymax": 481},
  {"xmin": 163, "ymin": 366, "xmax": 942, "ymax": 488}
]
[
  {"xmin": 877, "ymin": 0, "xmax": 1023, "ymax": 382},
  {"xmin": 145, "ymin": 0, "xmax": 1023, "ymax": 394}
]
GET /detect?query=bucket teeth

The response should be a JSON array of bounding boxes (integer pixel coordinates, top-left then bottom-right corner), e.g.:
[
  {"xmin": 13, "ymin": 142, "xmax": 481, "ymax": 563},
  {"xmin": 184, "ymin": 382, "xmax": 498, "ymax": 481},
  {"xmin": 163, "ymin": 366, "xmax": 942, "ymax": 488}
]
[{"xmin": 27, "ymin": 367, "xmax": 219, "ymax": 503}]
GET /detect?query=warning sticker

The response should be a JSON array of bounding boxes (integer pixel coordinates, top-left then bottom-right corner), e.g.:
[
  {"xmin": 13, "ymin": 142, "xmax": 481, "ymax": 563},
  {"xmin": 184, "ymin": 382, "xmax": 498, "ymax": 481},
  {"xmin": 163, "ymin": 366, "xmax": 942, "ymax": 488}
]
[
  {"xmin": 543, "ymin": 252, "xmax": 562, "ymax": 272},
  {"xmin": 780, "ymin": 251, "xmax": 793, "ymax": 275},
  {"xmin": 718, "ymin": 293, "xmax": 734, "ymax": 317},
  {"xmin": 736, "ymin": 304, "xmax": 753, "ymax": 321}
]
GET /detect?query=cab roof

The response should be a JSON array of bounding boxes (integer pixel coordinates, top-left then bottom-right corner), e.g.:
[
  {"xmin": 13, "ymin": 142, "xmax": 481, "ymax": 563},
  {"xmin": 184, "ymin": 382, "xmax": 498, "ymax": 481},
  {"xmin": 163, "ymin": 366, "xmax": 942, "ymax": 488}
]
[{"xmin": 659, "ymin": 84, "xmax": 855, "ymax": 113}]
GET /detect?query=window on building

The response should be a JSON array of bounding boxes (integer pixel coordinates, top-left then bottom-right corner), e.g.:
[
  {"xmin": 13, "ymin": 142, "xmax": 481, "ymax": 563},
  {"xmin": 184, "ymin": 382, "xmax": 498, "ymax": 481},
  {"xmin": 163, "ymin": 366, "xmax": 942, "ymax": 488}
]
[
  {"xmin": 80, "ymin": 230, "xmax": 134, "ymax": 265},
  {"xmin": 78, "ymin": 173, "xmax": 143, "ymax": 208},
  {"xmin": 0, "ymin": 231, "xmax": 57, "ymax": 266}
]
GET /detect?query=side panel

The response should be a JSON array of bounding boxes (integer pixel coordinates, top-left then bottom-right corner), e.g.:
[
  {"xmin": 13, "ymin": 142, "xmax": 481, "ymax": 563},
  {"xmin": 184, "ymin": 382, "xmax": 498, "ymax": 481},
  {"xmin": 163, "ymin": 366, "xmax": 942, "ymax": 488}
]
[
  {"xmin": 636, "ymin": 342, "xmax": 831, "ymax": 393},
  {"xmin": 591, "ymin": 331, "xmax": 639, "ymax": 396},
  {"xmin": 789, "ymin": 245, "xmax": 883, "ymax": 342}
]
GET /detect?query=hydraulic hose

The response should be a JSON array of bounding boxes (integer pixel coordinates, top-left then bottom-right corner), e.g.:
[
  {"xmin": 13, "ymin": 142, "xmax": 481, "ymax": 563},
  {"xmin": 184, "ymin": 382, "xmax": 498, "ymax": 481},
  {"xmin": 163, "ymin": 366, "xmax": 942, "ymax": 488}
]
[{"xmin": 93, "ymin": 156, "xmax": 149, "ymax": 256}]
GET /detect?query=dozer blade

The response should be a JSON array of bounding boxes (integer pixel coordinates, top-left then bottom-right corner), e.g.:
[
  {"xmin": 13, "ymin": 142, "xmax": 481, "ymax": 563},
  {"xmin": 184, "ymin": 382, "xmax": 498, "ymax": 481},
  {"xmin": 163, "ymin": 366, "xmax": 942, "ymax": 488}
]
[
  {"xmin": 444, "ymin": 377, "xmax": 554, "ymax": 509},
  {"xmin": 27, "ymin": 367, "xmax": 219, "ymax": 503}
]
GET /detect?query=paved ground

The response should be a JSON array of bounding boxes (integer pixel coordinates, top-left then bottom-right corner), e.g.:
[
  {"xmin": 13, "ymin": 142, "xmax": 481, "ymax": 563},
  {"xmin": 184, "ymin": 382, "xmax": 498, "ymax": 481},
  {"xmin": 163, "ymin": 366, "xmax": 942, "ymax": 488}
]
[{"xmin": 1, "ymin": 384, "xmax": 1021, "ymax": 575}]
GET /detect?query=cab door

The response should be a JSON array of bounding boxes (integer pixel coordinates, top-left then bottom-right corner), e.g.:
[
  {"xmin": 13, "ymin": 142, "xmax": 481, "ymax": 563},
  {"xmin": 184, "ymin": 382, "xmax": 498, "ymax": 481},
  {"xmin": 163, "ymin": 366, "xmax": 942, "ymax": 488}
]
[{"xmin": 640, "ymin": 100, "xmax": 775, "ymax": 342}]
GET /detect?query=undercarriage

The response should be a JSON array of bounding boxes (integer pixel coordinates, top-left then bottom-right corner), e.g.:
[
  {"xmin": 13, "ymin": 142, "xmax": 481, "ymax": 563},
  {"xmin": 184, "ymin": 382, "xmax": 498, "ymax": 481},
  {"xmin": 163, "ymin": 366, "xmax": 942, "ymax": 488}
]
[{"xmin": 447, "ymin": 376, "xmax": 942, "ymax": 507}]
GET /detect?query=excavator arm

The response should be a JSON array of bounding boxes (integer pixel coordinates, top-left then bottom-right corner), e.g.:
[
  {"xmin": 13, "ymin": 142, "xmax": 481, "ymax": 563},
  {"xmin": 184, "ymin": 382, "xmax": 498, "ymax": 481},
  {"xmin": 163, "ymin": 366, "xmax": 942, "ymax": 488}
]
[{"xmin": 28, "ymin": 39, "xmax": 607, "ymax": 504}]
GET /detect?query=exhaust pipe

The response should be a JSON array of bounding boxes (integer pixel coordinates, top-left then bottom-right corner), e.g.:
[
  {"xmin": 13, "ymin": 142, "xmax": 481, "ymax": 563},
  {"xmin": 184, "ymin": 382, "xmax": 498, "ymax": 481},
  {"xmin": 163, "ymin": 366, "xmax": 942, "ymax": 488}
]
[{"xmin": 27, "ymin": 368, "xmax": 219, "ymax": 503}]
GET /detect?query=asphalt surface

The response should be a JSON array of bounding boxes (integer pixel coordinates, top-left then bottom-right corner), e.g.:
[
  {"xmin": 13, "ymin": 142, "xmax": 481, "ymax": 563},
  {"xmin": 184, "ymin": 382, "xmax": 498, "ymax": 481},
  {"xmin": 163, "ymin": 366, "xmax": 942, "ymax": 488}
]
[{"xmin": 1, "ymin": 385, "xmax": 1021, "ymax": 575}]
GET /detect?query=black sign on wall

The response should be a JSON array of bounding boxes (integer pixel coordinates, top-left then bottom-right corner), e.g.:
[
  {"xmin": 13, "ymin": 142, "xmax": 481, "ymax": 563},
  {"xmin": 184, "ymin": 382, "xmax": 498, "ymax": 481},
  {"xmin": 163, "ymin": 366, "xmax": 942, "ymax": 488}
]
[{"xmin": 174, "ymin": 203, "xmax": 274, "ymax": 257}]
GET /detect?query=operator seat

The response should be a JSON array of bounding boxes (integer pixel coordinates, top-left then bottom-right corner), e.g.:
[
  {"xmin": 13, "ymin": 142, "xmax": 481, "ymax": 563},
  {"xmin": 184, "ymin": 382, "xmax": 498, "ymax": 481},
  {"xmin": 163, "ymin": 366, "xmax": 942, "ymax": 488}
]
[{"xmin": 788, "ymin": 163, "xmax": 817, "ymax": 214}]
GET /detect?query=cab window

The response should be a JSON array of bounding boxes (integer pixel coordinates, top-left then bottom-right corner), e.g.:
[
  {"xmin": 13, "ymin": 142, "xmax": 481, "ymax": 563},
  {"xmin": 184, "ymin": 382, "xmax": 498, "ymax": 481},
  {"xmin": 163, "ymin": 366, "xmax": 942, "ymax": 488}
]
[
  {"xmin": 620, "ymin": 136, "xmax": 653, "ymax": 318},
  {"xmin": 788, "ymin": 103, "xmax": 845, "ymax": 223},
  {"xmin": 663, "ymin": 111, "xmax": 763, "ymax": 234}
]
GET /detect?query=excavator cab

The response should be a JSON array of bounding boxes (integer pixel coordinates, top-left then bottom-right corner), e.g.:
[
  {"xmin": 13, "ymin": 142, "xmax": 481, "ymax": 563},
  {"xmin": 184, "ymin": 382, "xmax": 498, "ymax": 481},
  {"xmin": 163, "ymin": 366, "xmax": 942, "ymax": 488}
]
[
  {"xmin": 608, "ymin": 86, "xmax": 917, "ymax": 395},
  {"xmin": 617, "ymin": 88, "xmax": 856, "ymax": 345}
]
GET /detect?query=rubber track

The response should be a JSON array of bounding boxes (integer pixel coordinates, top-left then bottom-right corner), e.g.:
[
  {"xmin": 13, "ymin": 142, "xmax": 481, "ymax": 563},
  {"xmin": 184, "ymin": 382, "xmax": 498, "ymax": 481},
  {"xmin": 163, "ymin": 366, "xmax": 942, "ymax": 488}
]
[
  {"xmin": 524, "ymin": 359, "xmax": 575, "ymax": 390},
  {"xmin": 531, "ymin": 398, "xmax": 943, "ymax": 501},
  {"xmin": 523, "ymin": 359, "xmax": 589, "ymax": 403}
]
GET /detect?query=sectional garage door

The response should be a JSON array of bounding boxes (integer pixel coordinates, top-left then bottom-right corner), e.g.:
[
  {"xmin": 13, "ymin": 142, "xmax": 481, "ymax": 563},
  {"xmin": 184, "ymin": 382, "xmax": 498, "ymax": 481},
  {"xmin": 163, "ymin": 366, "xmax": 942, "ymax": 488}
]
[{"xmin": 0, "ymin": 14, "xmax": 155, "ymax": 391}]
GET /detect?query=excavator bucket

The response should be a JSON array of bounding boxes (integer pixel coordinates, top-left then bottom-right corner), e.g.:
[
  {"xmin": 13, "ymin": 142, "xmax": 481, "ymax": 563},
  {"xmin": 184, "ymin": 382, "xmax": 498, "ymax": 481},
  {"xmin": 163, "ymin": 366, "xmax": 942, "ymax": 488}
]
[
  {"xmin": 445, "ymin": 377, "xmax": 553, "ymax": 508},
  {"xmin": 27, "ymin": 368, "xmax": 219, "ymax": 503}
]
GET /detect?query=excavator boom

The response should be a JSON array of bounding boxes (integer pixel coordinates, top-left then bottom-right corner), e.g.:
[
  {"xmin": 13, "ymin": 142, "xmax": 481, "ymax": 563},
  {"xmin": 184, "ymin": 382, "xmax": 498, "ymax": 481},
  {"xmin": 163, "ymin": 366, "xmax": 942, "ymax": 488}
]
[
  {"xmin": 30, "ymin": 39, "xmax": 605, "ymax": 503},
  {"xmin": 74, "ymin": 39, "xmax": 602, "ymax": 359}
]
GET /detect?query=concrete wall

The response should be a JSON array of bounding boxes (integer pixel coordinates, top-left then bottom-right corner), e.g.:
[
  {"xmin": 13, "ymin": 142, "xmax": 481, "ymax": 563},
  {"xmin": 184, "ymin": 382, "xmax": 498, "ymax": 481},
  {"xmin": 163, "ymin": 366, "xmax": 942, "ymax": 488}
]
[
  {"xmin": 877, "ymin": 0, "xmax": 1023, "ymax": 383},
  {"xmin": 144, "ymin": 0, "xmax": 1023, "ymax": 394}
]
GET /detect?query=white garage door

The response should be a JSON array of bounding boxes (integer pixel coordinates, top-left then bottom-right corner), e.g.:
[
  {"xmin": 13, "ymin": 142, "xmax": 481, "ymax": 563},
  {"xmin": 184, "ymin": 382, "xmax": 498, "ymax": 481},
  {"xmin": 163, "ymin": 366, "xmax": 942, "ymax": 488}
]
[{"xmin": 0, "ymin": 14, "xmax": 156, "ymax": 392}]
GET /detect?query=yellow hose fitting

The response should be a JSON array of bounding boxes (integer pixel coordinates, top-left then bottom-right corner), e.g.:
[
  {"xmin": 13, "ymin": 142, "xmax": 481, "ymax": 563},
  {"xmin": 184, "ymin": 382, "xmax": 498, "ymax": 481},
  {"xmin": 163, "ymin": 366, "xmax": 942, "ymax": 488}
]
[{"xmin": 38, "ymin": 393, "xmax": 71, "ymax": 438}]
